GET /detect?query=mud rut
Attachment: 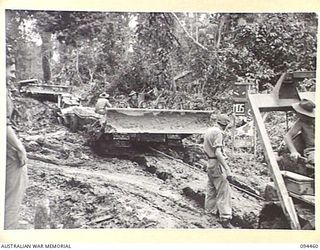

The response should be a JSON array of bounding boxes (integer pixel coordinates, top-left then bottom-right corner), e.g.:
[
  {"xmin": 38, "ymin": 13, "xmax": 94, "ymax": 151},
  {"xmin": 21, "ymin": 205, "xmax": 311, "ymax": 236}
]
[
  {"xmin": 24, "ymin": 158, "xmax": 216, "ymax": 229},
  {"xmin": 20, "ymin": 131, "xmax": 265, "ymax": 229},
  {"xmin": 15, "ymin": 97, "xmax": 282, "ymax": 230}
]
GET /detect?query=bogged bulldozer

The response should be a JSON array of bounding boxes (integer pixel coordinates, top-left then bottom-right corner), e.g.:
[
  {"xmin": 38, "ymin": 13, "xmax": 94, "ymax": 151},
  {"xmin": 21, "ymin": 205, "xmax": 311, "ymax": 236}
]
[
  {"xmin": 87, "ymin": 108, "xmax": 213, "ymax": 155},
  {"xmin": 58, "ymin": 104, "xmax": 213, "ymax": 155}
]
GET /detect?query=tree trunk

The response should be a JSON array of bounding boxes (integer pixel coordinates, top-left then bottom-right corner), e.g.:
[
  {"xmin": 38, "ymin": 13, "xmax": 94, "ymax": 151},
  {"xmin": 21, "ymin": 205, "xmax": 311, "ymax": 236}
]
[
  {"xmin": 75, "ymin": 48, "xmax": 83, "ymax": 85},
  {"xmin": 40, "ymin": 31, "xmax": 52, "ymax": 83},
  {"xmin": 217, "ymin": 15, "xmax": 227, "ymax": 49},
  {"xmin": 88, "ymin": 69, "xmax": 94, "ymax": 83},
  {"xmin": 195, "ymin": 13, "xmax": 199, "ymax": 42},
  {"xmin": 171, "ymin": 79, "xmax": 177, "ymax": 93},
  {"xmin": 171, "ymin": 13, "xmax": 209, "ymax": 52}
]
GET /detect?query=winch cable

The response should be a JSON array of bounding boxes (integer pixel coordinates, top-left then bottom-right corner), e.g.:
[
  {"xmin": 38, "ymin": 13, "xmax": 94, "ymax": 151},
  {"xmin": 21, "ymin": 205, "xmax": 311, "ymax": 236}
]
[{"xmin": 149, "ymin": 146, "xmax": 265, "ymax": 201}]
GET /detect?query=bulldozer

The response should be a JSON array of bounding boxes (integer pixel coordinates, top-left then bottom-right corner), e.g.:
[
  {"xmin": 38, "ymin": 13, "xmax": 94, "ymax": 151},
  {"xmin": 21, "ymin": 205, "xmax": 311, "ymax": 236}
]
[
  {"xmin": 248, "ymin": 71, "xmax": 316, "ymax": 230},
  {"xmin": 56, "ymin": 94, "xmax": 213, "ymax": 155},
  {"xmin": 88, "ymin": 107, "xmax": 213, "ymax": 156}
]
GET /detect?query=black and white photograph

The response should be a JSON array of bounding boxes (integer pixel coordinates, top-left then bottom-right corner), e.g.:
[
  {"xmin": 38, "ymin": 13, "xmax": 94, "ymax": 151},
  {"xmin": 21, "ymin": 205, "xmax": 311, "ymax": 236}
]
[{"xmin": 4, "ymin": 9, "xmax": 317, "ymax": 233}]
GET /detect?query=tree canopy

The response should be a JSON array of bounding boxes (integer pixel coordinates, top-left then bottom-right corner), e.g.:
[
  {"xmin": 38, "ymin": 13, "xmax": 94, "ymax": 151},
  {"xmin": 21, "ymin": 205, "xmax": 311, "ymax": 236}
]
[{"xmin": 6, "ymin": 11, "xmax": 317, "ymax": 107}]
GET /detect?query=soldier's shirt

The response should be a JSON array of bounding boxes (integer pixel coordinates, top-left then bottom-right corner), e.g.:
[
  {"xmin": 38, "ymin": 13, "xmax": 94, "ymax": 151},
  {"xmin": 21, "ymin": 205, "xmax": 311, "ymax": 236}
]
[
  {"xmin": 203, "ymin": 126, "xmax": 224, "ymax": 158},
  {"xmin": 291, "ymin": 118, "xmax": 315, "ymax": 149},
  {"xmin": 95, "ymin": 98, "xmax": 112, "ymax": 113}
]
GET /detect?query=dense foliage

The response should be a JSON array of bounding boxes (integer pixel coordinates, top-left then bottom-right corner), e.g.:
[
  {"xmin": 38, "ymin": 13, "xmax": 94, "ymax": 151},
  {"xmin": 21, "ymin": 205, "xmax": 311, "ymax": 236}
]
[{"xmin": 6, "ymin": 11, "xmax": 317, "ymax": 107}]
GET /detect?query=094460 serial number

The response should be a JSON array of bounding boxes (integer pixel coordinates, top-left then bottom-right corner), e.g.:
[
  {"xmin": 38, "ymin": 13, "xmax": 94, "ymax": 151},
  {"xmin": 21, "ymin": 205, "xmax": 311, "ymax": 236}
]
[{"xmin": 300, "ymin": 244, "xmax": 318, "ymax": 248}]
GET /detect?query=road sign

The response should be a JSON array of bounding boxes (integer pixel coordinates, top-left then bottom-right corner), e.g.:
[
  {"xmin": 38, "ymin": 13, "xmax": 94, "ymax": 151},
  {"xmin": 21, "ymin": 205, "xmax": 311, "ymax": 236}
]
[
  {"xmin": 232, "ymin": 81, "xmax": 257, "ymax": 154},
  {"xmin": 233, "ymin": 83, "xmax": 247, "ymax": 99},
  {"xmin": 233, "ymin": 102, "xmax": 246, "ymax": 116}
]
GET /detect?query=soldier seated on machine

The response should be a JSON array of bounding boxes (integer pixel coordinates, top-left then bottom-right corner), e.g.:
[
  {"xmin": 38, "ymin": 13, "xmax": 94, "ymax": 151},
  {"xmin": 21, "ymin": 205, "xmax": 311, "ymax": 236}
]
[
  {"xmin": 95, "ymin": 92, "xmax": 112, "ymax": 115},
  {"xmin": 278, "ymin": 99, "xmax": 315, "ymax": 177},
  {"xmin": 128, "ymin": 90, "xmax": 139, "ymax": 108}
]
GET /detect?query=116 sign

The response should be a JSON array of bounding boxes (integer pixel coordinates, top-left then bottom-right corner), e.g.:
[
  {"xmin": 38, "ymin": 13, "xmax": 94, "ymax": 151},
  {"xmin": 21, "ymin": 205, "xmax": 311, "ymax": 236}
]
[{"xmin": 233, "ymin": 103, "xmax": 246, "ymax": 116}]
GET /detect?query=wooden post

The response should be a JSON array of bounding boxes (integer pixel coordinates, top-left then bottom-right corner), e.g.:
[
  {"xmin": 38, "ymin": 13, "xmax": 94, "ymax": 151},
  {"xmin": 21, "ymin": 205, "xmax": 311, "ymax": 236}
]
[
  {"xmin": 231, "ymin": 114, "xmax": 236, "ymax": 156},
  {"xmin": 286, "ymin": 111, "xmax": 289, "ymax": 132},
  {"xmin": 248, "ymin": 94, "xmax": 300, "ymax": 230},
  {"xmin": 253, "ymin": 120, "xmax": 257, "ymax": 160}
]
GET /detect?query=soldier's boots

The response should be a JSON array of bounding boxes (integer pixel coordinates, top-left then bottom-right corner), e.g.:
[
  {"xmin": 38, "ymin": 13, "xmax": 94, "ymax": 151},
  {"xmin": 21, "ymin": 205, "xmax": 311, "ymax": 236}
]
[{"xmin": 220, "ymin": 219, "xmax": 235, "ymax": 229}]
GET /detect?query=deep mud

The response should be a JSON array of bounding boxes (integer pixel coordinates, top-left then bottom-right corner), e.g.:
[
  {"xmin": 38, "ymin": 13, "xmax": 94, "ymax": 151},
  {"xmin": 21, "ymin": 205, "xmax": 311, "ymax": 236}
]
[{"xmin": 11, "ymin": 96, "xmax": 313, "ymax": 230}]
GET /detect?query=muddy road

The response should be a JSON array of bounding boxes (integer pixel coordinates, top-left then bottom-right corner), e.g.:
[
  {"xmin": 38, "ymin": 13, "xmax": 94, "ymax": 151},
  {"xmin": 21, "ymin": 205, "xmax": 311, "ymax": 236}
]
[{"xmin": 14, "ymin": 97, "xmax": 271, "ymax": 229}]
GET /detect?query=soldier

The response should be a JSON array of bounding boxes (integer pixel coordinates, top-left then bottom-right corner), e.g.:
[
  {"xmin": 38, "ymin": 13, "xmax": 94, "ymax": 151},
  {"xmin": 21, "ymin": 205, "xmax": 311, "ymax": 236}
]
[
  {"xmin": 284, "ymin": 99, "xmax": 315, "ymax": 165},
  {"xmin": 203, "ymin": 114, "xmax": 234, "ymax": 228},
  {"xmin": 6, "ymin": 58, "xmax": 28, "ymax": 229},
  {"xmin": 95, "ymin": 92, "xmax": 112, "ymax": 115},
  {"xmin": 128, "ymin": 90, "xmax": 139, "ymax": 108}
]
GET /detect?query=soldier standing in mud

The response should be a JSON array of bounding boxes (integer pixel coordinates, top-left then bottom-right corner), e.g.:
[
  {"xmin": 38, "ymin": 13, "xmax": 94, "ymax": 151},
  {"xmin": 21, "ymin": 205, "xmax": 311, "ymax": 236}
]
[
  {"xmin": 203, "ymin": 114, "xmax": 234, "ymax": 229},
  {"xmin": 6, "ymin": 57, "xmax": 28, "ymax": 229}
]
